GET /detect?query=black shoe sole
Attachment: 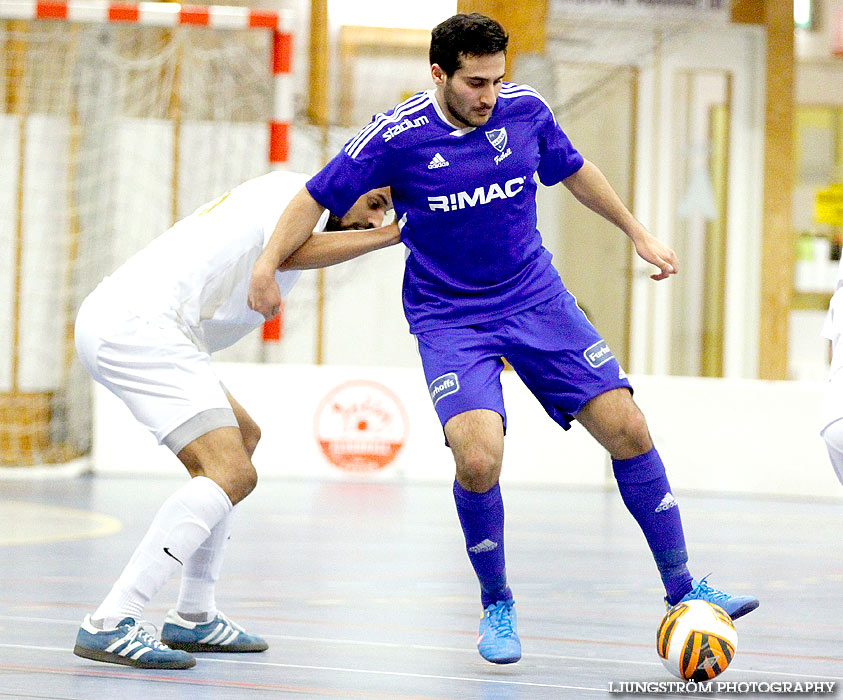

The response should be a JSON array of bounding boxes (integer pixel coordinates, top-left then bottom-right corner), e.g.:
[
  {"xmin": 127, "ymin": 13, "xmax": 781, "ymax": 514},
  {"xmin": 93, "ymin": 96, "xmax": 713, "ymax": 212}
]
[
  {"xmin": 161, "ymin": 640, "xmax": 268, "ymax": 653},
  {"xmin": 73, "ymin": 644, "xmax": 196, "ymax": 669},
  {"xmin": 728, "ymin": 600, "xmax": 760, "ymax": 621},
  {"xmin": 481, "ymin": 654, "xmax": 522, "ymax": 665}
]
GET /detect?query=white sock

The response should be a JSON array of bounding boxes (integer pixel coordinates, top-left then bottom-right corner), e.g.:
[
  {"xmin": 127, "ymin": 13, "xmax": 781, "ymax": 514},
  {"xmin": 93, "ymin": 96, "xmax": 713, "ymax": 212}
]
[
  {"xmin": 175, "ymin": 505, "xmax": 238, "ymax": 621},
  {"xmin": 92, "ymin": 476, "xmax": 232, "ymax": 629}
]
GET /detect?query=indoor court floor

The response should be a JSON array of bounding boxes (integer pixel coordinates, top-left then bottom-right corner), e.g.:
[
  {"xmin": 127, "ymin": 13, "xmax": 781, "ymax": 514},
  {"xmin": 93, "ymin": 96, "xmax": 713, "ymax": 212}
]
[{"xmin": 0, "ymin": 475, "xmax": 841, "ymax": 699}]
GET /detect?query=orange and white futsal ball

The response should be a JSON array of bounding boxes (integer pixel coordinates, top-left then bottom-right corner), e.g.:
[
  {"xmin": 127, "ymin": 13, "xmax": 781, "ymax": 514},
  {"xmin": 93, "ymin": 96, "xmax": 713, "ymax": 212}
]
[{"xmin": 657, "ymin": 600, "xmax": 737, "ymax": 681}]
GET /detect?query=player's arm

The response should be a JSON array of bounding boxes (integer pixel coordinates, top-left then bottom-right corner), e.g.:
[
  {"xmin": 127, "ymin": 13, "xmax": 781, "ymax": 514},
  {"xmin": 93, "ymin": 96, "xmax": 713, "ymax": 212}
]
[
  {"xmin": 280, "ymin": 220, "xmax": 401, "ymax": 271},
  {"xmin": 562, "ymin": 158, "xmax": 678, "ymax": 281},
  {"xmin": 248, "ymin": 187, "xmax": 324, "ymax": 319}
]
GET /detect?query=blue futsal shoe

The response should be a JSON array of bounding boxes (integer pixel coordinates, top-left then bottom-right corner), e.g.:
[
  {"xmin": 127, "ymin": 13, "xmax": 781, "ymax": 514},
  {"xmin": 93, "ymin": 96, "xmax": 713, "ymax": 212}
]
[
  {"xmin": 477, "ymin": 600, "xmax": 522, "ymax": 664},
  {"xmin": 73, "ymin": 615, "xmax": 196, "ymax": 669},
  {"xmin": 161, "ymin": 609, "xmax": 268, "ymax": 652},
  {"xmin": 674, "ymin": 575, "xmax": 759, "ymax": 620}
]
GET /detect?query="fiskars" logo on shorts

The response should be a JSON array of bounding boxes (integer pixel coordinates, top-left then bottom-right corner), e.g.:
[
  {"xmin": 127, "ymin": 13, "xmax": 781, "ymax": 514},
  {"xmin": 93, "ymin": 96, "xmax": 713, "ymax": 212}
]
[
  {"xmin": 429, "ymin": 372, "xmax": 460, "ymax": 406},
  {"xmin": 583, "ymin": 340, "xmax": 614, "ymax": 368}
]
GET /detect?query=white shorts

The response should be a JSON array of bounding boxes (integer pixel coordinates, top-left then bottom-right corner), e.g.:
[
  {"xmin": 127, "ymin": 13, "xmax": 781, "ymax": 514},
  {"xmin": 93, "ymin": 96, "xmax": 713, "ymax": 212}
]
[
  {"xmin": 75, "ymin": 290, "xmax": 238, "ymax": 454},
  {"xmin": 822, "ymin": 359, "xmax": 843, "ymax": 434},
  {"xmin": 822, "ymin": 288, "xmax": 843, "ymax": 432}
]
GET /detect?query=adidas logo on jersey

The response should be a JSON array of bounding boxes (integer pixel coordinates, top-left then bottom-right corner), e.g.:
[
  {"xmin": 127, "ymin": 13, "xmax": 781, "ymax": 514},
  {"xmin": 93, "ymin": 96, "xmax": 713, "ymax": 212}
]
[
  {"xmin": 655, "ymin": 492, "xmax": 678, "ymax": 513},
  {"xmin": 468, "ymin": 538, "xmax": 499, "ymax": 553},
  {"xmin": 428, "ymin": 153, "xmax": 450, "ymax": 169}
]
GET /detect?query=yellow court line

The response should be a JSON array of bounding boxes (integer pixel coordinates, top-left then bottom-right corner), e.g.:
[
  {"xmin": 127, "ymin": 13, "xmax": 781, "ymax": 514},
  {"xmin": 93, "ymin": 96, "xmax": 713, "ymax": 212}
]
[{"xmin": 0, "ymin": 501, "xmax": 122, "ymax": 546}]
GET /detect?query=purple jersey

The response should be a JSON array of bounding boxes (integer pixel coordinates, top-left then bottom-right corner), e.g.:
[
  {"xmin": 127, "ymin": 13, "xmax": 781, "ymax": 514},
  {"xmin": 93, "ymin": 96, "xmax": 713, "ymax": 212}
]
[{"xmin": 306, "ymin": 83, "xmax": 584, "ymax": 333}]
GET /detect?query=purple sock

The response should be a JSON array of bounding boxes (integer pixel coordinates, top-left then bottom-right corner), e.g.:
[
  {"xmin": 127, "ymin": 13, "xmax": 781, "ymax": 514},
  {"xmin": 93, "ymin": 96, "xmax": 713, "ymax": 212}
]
[
  {"xmin": 453, "ymin": 480, "xmax": 512, "ymax": 608},
  {"xmin": 612, "ymin": 447, "xmax": 693, "ymax": 604}
]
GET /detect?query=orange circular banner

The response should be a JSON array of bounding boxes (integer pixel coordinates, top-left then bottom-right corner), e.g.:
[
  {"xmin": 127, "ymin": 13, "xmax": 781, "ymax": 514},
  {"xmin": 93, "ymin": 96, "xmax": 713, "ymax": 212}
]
[{"xmin": 314, "ymin": 380, "xmax": 408, "ymax": 472}]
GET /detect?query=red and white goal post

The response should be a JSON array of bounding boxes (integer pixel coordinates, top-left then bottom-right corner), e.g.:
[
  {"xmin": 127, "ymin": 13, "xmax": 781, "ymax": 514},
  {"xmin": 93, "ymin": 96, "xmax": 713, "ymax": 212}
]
[{"xmin": 0, "ymin": 0, "xmax": 293, "ymax": 466}]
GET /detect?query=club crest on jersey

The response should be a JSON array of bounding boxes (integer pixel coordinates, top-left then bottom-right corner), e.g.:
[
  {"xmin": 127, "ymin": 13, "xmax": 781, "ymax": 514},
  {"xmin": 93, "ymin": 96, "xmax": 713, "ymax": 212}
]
[
  {"xmin": 486, "ymin": 128, "xmax": 507, "ymax": 152},
  {"xmin": 584, "ymin": 339, "xmax": 614, "ymax": 368},
  {"xmin": 429, "ymin": 372, "xmax": 459, "ymax": 406},
  {"xmin": 485, "ymin": 127, "xmax": 511, "ymax": 164}
]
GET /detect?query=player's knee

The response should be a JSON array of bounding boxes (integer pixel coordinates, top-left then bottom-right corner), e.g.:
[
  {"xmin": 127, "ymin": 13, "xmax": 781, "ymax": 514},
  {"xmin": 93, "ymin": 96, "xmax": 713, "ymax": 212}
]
[
  {"xmin": 455, "ymin": 448, "xmax": 501, "ymax": 491},
  {"xmin": 226, "ymin": 458, "xmax": 258, "ymax": 503},
  {"xmin": 241, "ymin": 422, "xmax": 261, "ymax": 458},
  {"xmin": 609, "ymin": 406, "xmax": 652, "ymax": 458}
]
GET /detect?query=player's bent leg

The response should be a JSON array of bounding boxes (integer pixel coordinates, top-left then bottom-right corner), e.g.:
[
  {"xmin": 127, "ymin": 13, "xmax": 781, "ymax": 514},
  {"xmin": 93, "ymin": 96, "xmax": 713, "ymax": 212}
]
[
  {"xmin": 226, "ymin": 391, "xmax": 262, "ymax": 459},
  {"xmin": 575, "ymin": 387, "xmax": 652, "ymax": 459},
  {"xmin": 73, "ymin": 307, "xmax": 262, "ymax": 665},
  {"xmin": 821, "ymin": 417, "xmax": 843, "ymax": 486},
  {"xmin": 446, "ymin": 408, "xmax": 505, "ymax": 493},
  {"xmin": 77, "ymin": 427, "xmax": 253, "ymax": 666},
  {"xmin": 180, "ymin": 399, "xmax": 260, "ymax": 616},
  {"xmin": 75, "ymin": 473, "xmax": 234, "ymax": 668},
  {"xmin": 177, "ymin": 426, "xmax": 258, "ymax": 505},
  {"xmin": 578, "ymin": 389, "xmax": 690, "ymax": 597},
  {"xmin": 172, "ymin": 504, "xmax": 238, "ymax": 637},
  {"xmin": 171, "ymin": 426, "xmax": 265, "ymax": 650},
  {"xmin": 176, "ymin": 399, "xmax": 259, "ymax": 619},
  {"xmin": 576, "ymin": 389, "xmax": 758, "ymax": 620},
  {"xmin": 445, "ymin": 410, "xmax": 520, "ymax": 663},
  {"xmin": 87, "ymin": 475, "xmax": 233, "ymax": 628}
]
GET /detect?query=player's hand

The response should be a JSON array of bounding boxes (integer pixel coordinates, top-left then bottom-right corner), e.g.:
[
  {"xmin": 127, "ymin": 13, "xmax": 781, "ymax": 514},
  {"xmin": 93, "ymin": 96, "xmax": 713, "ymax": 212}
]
[
  {"xmin": 248, "ymin": 263, "xmax": 282, "ymax": 319},
  {"xmin": 633, "ymin": 231, "xmax": 678, "ymax": 281}
]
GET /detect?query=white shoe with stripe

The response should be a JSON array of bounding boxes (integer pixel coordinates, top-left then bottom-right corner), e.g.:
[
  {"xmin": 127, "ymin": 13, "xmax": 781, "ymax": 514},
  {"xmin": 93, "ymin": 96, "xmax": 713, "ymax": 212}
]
[
  {"xmin": 73, "ymin": 615, "xmax": 196, "ymax": 669},
  {"xmin": 161, "ymin": 609, "xmax": 268, "ymax": 652}
]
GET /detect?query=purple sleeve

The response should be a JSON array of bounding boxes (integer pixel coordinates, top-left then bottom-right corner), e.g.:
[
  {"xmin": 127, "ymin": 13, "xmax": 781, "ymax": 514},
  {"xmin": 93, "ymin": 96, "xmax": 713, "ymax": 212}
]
[
  {"xmin": 535, "ymin": 106, "xmax": 584, "ymax": 186},
  {"xmin": 306, "ymin": 143, "xmax": 391, "ymax": 217}
]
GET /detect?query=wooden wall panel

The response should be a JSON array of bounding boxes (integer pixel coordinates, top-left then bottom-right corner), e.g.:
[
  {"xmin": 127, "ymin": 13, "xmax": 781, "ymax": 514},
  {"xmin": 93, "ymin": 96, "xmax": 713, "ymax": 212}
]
[{"xmin": 732, "ymin": 0, "xmax": 795, "ymax": 379}]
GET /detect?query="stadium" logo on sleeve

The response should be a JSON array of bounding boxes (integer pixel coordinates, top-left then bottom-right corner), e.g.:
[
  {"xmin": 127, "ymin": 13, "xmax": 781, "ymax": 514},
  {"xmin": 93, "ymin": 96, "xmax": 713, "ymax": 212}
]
[{"xmin": 382, "ymin": 115, "xmax": 429, "ymax": 142}]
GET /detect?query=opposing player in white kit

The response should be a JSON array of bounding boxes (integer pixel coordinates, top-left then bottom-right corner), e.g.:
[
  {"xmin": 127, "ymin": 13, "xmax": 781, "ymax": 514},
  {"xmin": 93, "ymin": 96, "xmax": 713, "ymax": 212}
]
[
  {"xmin": 821, "ymin": 262, "xmax": 843, "ymax": 487},
  {"xmin": 72, "ymin": 171, "xmax": 395, "ymax": 669}
]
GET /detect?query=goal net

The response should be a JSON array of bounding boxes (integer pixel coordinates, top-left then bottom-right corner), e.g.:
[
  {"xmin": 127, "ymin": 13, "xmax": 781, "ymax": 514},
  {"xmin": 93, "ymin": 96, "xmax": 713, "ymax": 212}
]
[{"xmin": 0, "ymin": 5, "xmax": 292, "ymax": 466}]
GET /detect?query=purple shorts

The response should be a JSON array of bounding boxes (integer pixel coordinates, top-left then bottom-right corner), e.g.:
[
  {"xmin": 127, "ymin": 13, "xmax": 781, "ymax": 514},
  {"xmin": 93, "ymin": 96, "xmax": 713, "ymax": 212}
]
[{"xmin": 415, "ymin": 291, "xmax": 632, "ymax": 431}]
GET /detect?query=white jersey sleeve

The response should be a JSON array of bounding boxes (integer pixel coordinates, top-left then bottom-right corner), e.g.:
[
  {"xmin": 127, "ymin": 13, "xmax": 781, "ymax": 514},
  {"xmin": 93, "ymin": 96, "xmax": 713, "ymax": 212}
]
[{"xmin": 92, "ymin": 171, "xmax": 316, "ymax": 353}]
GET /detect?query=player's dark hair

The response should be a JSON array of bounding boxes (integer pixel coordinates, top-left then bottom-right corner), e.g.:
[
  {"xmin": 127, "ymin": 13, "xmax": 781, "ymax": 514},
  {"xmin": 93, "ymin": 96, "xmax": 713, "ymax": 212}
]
[{"xmin": 429, "ymin": 13, "xmax": 508, "ymax": 76}]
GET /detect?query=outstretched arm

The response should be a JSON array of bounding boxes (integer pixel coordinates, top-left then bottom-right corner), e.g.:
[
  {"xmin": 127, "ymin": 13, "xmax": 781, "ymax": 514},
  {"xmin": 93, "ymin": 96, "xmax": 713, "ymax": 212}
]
[
  {"xmin": 280, "ymin": 220, "xmax": 401, "ymax": 271},
  {"xmin": 562, "ymin": 159, "xmax": 678, "ymax": 281},
  {"xmin": 248, "ymin": 187, "xmax": 325, "ymax": 319}
]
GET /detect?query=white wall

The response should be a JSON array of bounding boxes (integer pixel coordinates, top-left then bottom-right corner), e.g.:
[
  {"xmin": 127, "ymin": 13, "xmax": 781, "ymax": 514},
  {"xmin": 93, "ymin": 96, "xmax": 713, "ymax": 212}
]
[
  {"xmin": 791, "ymin": 0, "xmax": 843, "ymax": 382},
  {"xmin": 630, "ymin": 24, "xmax": 766, "ymax": 379},
  {"xmin": 92, "ymin": 364, "xmax": 841, "ymax": 501},
  {"xmin": 0, "ymin": 114, "xmax": 71, "ymax": 393},
  {"xmin": 791, "ymin": 310, "xmax": 831, "ymax": 382},
  {"xmin": 790, "ymin": 2, "xmax": 843, "ymax": 382}
]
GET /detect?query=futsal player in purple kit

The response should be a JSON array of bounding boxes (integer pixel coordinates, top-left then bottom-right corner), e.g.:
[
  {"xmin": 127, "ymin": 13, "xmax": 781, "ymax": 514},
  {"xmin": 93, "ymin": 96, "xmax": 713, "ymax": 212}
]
[{"xmin": 249, "ymin": 13, "xmax": 759, "ymax": 665}]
